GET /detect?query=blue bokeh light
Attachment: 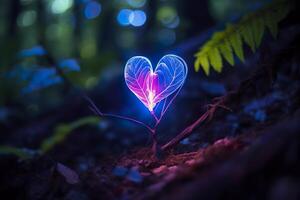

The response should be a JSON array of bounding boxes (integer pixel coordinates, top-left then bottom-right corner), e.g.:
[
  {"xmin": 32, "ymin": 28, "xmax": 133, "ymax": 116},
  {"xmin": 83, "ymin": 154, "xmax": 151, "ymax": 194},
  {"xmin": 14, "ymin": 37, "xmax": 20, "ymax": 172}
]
[
  {"xmin": 129, "ymin": 10, "xmax": 146, "ymax": 27},
  {"xmin": 117, "ymin": 9, "xmax": 133, "ymax": 26},
  {"xmin": 84, "ymin": 1, "xmax": 102, "ymax": 19}
]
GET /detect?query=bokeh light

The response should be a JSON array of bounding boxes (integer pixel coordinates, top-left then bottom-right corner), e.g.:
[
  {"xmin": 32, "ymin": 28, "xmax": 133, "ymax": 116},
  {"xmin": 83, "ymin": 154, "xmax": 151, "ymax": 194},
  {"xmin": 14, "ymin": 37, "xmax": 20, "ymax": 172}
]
[
  {"xmin": 117, "ymin": 9, "xmax": 133, "ymax": 26},
  {"xmin": 84, "ymin": 1, "xmax": 102, "ymax": 19},
  {"xmin": 166, "ymin": 16, "xmax": 180, "ymax": 28},
  {"xmin": 126, "ymin": 0, "xmax": 147, "ymax": 8},
  {"xmin": 17, "ymin": 10, "xmax": 37, "ymax": 27},
  {"xmin": 156, "ymin": 6, "xmax": 179, "ymax": 28},
  {"xmin": 129, "ymin": 10, "xmax": 147, "ymax": 27},
  {"xmin": 51, "ymin": 0, "xmax": 73, "ymax": 14}
]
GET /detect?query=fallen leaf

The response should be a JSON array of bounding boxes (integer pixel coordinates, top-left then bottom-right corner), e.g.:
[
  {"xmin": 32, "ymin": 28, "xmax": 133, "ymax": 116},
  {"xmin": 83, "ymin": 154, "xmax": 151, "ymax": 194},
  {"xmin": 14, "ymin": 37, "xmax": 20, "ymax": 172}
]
[{"xmin": 56, "ymin": 163, "xmax": 80, "ymax": 184}]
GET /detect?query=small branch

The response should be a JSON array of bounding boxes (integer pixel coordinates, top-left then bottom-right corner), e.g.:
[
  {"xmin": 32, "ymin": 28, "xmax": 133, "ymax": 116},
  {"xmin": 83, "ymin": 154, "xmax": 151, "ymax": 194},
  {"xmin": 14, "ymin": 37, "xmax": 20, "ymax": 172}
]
[
  {"xmin": 84, "ymin": 95, "xmax": 154, "ymax": 133},
  {"xmin": 161, "ymin": 95, "xmax": 231, "ymax": 151},
  {"xmin": 151, "ymin": 111, "xmax": 159, "ymax": 123}
]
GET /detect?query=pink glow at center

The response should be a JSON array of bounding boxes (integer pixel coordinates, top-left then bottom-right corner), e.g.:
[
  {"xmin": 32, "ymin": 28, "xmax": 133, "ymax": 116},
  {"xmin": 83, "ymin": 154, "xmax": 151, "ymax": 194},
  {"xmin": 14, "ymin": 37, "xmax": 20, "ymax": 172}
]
[
  {"xmin": 124, "ymin": 55, "xmax": 188, "ymax": 113},
  {"xmin": 146, "ymin": 71, "xmax": 159, "ymax": 111}
]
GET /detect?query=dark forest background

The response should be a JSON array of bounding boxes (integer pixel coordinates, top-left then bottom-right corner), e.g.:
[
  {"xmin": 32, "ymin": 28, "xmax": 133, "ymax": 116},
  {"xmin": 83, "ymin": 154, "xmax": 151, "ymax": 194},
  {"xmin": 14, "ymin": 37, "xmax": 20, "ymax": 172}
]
[{"xmin": 0, "ymin": 0, "xmax": 299, "ymax": 200}]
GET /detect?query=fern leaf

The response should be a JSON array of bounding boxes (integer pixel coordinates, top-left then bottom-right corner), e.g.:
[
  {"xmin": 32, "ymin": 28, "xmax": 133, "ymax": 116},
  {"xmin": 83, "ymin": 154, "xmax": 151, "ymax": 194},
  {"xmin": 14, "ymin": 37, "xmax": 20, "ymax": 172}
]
[
  {"xmin": 240, "ymin": 18, "xmax": 256, "ymax": 52},
  {"xmin": 198, "ymin": 54, "xmax": 210, "ymax": 75},
  {"xmin": 265, "ymin": 12, "xmax": 278, "ymax": 38},
  {"xmin": 193, "ymin": 0, "xmax": 291, "ymax": 75},
  {"xmin": 208, "ymin": 48, "xmax": 222, "ymax": 73},
  {"xmin": 229, "ymin": 31, "xmax": 245, "ymax": 62},
  {"xmin": 194, "ymin": 55, "xmax": 201, "ymax": 72},
  {"xmin": 275, "ymin": 1, "xmax": 290, "ymax": 21},
  {"xmin": 252, "ymin": 17, "xmax": 265, "ymax": 48},
  {"xmin": 219, "ymin": 40, "xmax": 234, "ymax": 66}
]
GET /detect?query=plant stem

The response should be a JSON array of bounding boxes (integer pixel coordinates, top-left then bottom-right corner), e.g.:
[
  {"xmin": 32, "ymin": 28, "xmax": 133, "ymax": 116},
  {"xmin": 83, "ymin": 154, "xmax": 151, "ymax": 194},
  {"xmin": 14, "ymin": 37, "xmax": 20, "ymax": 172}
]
[{"xmin": 150, "ymin": 129, "xmax": 158, "ymax": 157}]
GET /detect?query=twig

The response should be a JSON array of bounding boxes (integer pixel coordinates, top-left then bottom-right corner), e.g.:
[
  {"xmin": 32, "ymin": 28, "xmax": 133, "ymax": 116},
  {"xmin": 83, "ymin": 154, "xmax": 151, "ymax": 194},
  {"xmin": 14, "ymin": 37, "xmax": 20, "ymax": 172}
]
[
  {"xmin": 85, "ymin": 95, "xmax": 163, "ymax": 157},
  {"xmin": 161, "ymin": 95, "xmax": 232, "ymax": 151},
  {"xmin": 84, "ymin": 95, "xmax": 154, "ymax": 133}
]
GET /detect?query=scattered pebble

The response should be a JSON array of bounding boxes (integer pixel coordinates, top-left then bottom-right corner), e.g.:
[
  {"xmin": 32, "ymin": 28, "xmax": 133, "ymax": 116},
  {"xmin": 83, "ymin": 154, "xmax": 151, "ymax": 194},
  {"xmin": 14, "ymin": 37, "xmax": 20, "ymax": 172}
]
[
  {"xmin": 126, "ymin": 168, "xmax": 143, "ymax": 183},
  {"xmin": 185, "ymin": 159, "xmax": 196, "ymax": 166},
  {"xmin": 56, "ymin": 163, "xmax": 80, "ymax": 185},
  {"xmin": 112, "ymin": 166, "xmax": 128, "ymax": 177},
  {"xmin": 180, "ymin": 138, "xmax": 190, "ymax": 145},
  {"xmin": 168, "ymin": 166, "xmax": 178, "ymax": 173},
  {"xmin": 214, "ymin": 138, "xmax": 231, "ymax": 146},
  {"xmin": 141, "ymin": 172, "xmax": 151, "ymax": 177},
  {"xmin": 152, "ymin": 165, "xmax": 168, "ymax": 175}
]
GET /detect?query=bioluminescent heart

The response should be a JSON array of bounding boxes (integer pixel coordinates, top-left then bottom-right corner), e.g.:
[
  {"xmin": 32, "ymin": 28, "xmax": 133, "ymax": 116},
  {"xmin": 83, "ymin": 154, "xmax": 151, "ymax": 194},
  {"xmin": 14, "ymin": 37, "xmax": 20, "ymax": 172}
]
[{"xmin": 124, "ymin": 54, "xmax": 188, "ymax": 112}]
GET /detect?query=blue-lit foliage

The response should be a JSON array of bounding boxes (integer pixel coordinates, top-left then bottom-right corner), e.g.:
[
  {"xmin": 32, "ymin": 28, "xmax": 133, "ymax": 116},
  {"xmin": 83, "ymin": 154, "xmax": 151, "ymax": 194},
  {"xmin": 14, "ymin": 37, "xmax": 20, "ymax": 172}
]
[
  {"xmin": 21, "ymin": 68, "xmax": 62, "ymax": 94},
  {"xmin": 59, "ymin": 59, "xmax": 81, "ymax": 72},
  {"xmin": 243, "ymin": 92, "xmax": 284, "ymax": 122},
  {"xmin": 18, "ymin": 46, "xmax": 47, "ymax": 58}
]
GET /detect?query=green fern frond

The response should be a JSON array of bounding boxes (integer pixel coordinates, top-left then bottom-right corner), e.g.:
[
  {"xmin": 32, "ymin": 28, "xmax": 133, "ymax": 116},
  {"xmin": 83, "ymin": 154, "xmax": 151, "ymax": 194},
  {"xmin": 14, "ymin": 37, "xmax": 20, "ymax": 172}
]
[
  {"xmin": 219, "ymin": 39, "xmax": 234, "ymax": 66},
  {"xmin": 228, "ymin": 29, "xmax": 245, "ymax": 62},
  {"xmin": 194, "ymin": 0, "xmax": 291, "ymax": 75}
]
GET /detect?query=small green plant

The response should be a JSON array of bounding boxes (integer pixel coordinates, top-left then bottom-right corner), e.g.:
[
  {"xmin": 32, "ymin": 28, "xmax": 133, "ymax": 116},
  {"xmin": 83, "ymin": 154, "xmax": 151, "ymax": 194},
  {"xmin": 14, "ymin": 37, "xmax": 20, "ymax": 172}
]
[
  {"xmin": 0, "ymin": 145, "xmax": 35, "ymax": 159},
  {"xmin": 0, "ymin": 116, "xmax": 99, "ymax": 159},
  {"xmin": 40, "ymin": 116, "xmax": 99, "ymax": 153},
  {"xmin": 194, "ymin": 0, "xmax": 291, "ymax": 75}
]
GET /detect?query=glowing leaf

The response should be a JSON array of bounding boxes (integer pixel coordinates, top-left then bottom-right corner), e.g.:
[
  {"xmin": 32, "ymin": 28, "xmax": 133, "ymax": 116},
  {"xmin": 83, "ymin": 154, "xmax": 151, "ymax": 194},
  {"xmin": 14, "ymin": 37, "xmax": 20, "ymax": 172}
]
[{"xmin": 124, "ymin": 54, "xmax": 188, "ymax": 112}]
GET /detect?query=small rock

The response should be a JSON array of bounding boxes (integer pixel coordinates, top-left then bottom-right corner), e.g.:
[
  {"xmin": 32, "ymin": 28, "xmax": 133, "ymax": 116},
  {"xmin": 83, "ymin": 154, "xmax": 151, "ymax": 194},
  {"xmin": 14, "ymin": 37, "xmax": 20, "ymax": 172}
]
[
  {"xmin": 141, "ymin": 172, "xmax": 151, "ymax": 177},
  {"xmin": 56, "ymin": 163, "xmax": 80, "ymax": 185},
  {"xmin": 168, "ymin": 166, "xmax": 178, "ymax": 173},
  {"xmin": 163, "ymin": 172, "xmax": 176, "ymax": 182},
  {"xmin": 126, "ymin": 168, "xmax": 143, "ymax": 183},
  {"xmin": 214, "ymin": 138, "xmax": 231, "ymax": 146},
  {"xmin": 199, "ymin": 142, "xmax": 209, "ymax": 149},
  {"xmin": 152, "ymin": 165, "xmax": 168, "ymax": 175},
  {"xmin": 112, "ymin": 166, "xmax": 128, "ymax": 177},
  {"xmin": 64, "ymin": 190, "xmax": 89, "ymax": 200},
  {"xmin": 180, "ymin": 138, "xmax": 190, "ymax": 145},
  {"xmin": 138, "ymin": 160, "xmax": 144, "ymax": 164},
  {"xmin": 185, "ymin": 159, "xmax": 196, "ymax": 166}
]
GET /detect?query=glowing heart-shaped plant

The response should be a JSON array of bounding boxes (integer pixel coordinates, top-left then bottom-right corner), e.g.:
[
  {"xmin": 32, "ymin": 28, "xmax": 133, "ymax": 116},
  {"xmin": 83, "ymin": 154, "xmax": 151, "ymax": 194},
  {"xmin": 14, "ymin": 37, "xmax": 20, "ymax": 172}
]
[
  {"xmin": 124, "ymin": 54, "xmax": 188, "ymax": 153},
  {"xmin": 124, "ymin": 55, "xmax": 188, "ymax": 114},
  {"xmin": 86, "ymin": 54, "xmax": 187, "ymax": 157}
]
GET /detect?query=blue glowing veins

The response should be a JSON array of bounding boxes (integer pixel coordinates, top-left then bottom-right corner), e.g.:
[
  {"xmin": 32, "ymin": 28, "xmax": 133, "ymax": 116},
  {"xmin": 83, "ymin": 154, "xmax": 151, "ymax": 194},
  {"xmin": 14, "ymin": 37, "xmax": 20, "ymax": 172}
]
[{"xmin": 124, "ymin": 54, "xmax": 188, "ymax": 112}]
